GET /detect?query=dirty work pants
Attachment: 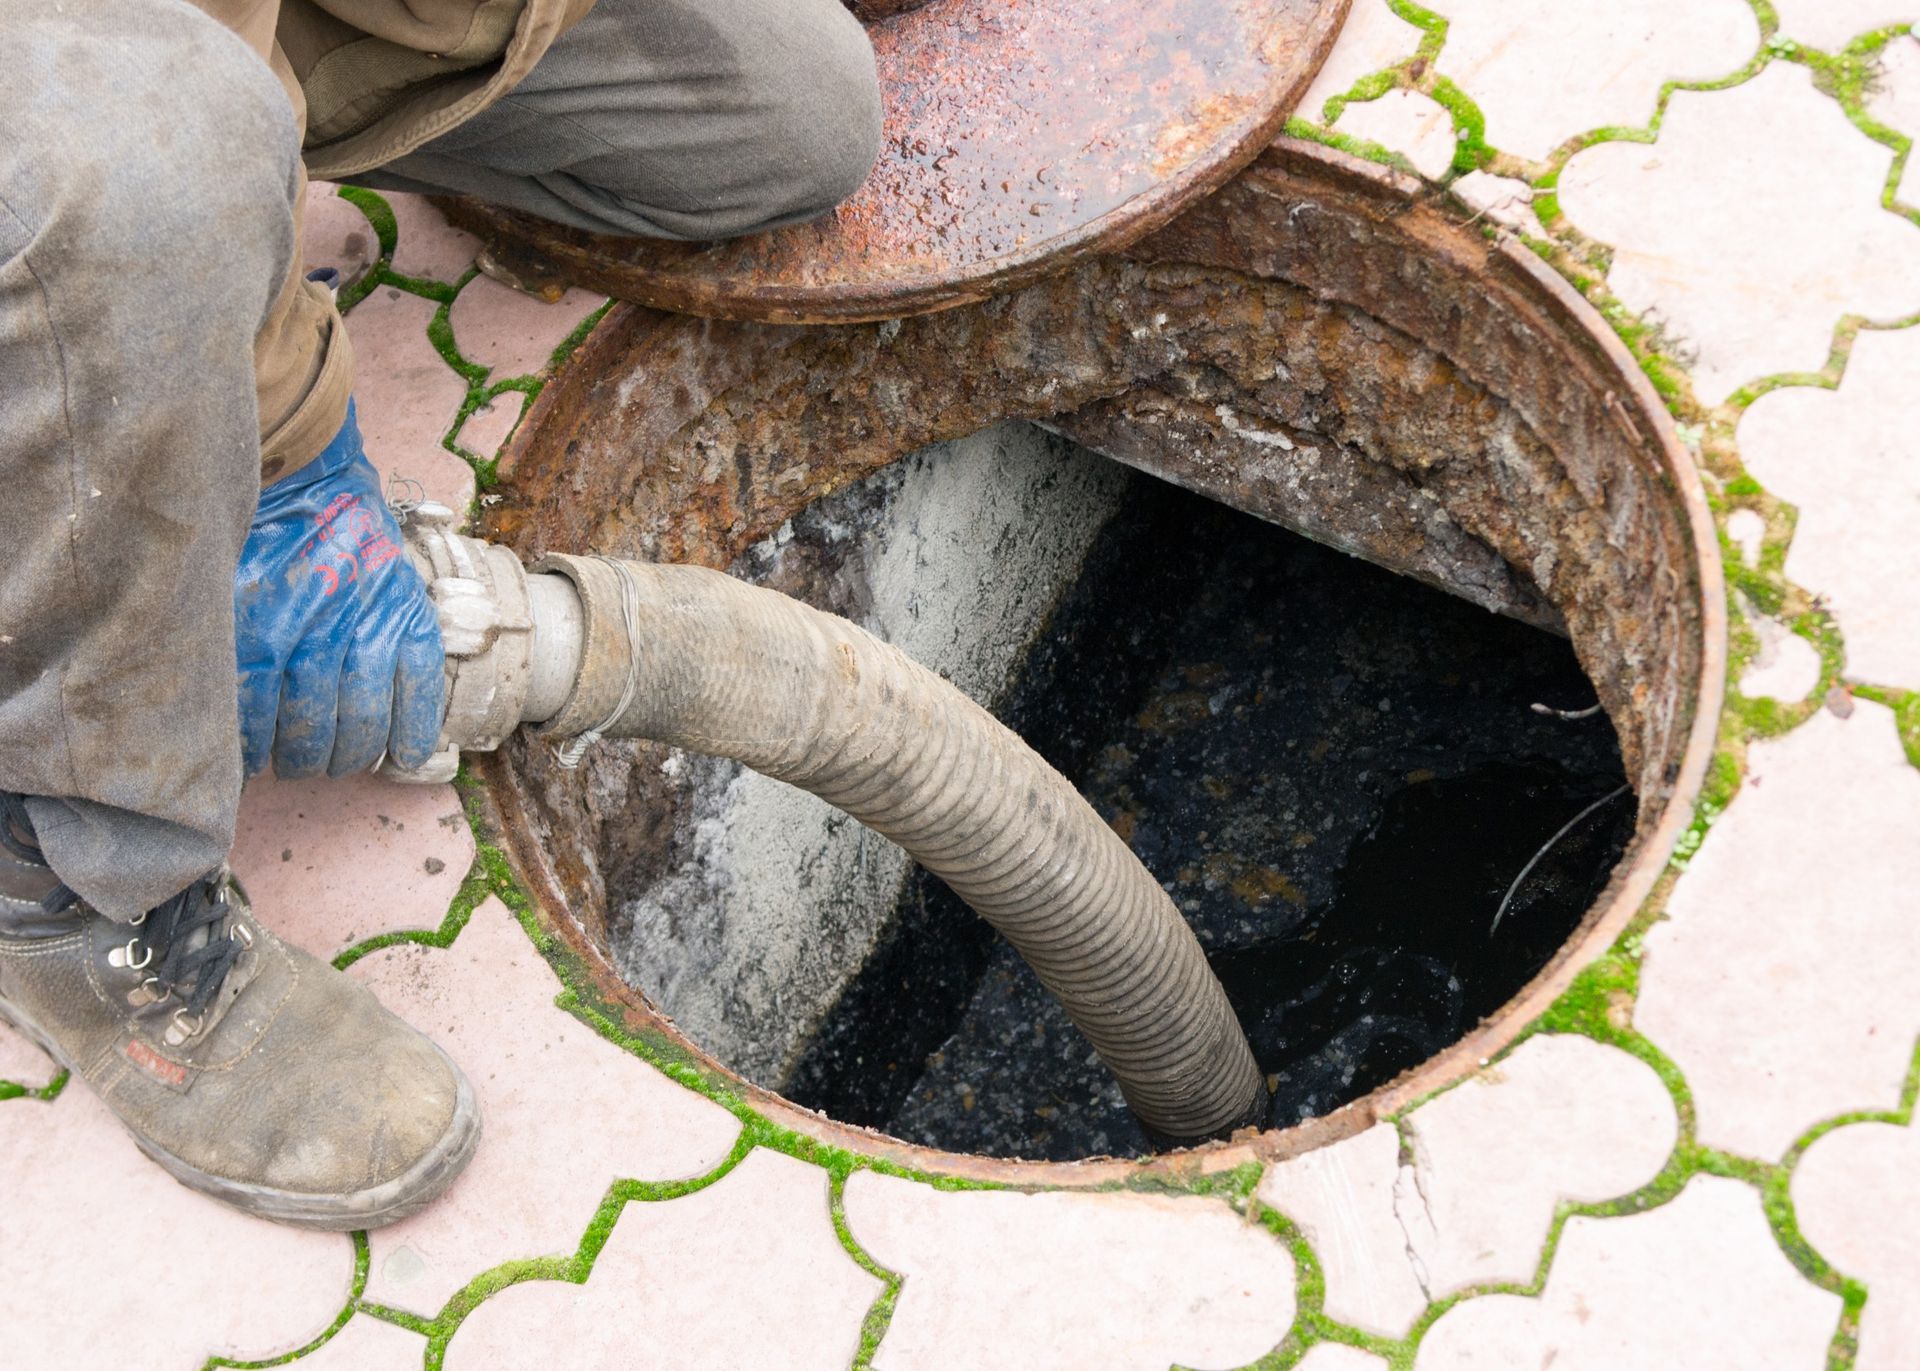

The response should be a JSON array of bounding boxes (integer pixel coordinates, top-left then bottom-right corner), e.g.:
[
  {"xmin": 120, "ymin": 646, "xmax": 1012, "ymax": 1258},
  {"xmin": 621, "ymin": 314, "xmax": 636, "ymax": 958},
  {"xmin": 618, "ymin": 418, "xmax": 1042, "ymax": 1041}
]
[{"xmin": 0, "ymin": 0, "xmax": 880, "ymax": 919}]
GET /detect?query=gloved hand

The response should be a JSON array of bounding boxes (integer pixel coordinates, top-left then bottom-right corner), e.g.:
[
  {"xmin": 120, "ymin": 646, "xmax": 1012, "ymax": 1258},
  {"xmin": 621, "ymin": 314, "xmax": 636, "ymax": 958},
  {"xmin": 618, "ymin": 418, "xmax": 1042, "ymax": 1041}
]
[{"xmin": 235, "ymin": 401, "xmax": 445, "ymax": 778}]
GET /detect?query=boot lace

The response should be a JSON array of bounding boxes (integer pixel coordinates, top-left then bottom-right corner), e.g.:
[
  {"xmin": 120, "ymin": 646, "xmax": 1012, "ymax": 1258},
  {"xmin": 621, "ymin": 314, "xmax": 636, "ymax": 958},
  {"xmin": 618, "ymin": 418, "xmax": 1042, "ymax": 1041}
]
[{"xmin": 136, "ymin": 874, "xmax": 245, "ymax": 1022}]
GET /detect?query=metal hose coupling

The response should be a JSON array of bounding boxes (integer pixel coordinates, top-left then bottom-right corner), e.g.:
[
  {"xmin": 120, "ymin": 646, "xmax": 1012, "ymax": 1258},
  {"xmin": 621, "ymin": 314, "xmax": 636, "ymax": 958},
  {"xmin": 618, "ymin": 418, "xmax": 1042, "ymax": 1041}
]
[{"xmin": 383, "ymin": 502, "xmax": 1268, "ymax": 1145}]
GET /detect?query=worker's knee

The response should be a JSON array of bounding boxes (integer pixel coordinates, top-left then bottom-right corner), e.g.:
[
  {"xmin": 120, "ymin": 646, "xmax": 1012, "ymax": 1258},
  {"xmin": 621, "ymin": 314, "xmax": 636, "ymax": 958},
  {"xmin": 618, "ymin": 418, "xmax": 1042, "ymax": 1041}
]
[
  {"xmin": 731, "ymin": 8, "xmax": 885, "ymax": 231},
  {"xmin": 625, "ymin": 1, "xmax": 883, "ymax": 240},
  {"xmin": 2, "ymin": 0, "xmax": 298, "ymax": 309}
]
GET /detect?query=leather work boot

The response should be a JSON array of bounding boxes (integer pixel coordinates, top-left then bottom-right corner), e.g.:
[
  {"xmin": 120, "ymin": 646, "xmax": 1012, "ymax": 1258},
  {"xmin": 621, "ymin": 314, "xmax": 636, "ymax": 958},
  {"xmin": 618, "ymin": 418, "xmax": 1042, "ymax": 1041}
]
[{"xmin": 0, "ymin": 795, "xmax": 479, "ymax": 1229}]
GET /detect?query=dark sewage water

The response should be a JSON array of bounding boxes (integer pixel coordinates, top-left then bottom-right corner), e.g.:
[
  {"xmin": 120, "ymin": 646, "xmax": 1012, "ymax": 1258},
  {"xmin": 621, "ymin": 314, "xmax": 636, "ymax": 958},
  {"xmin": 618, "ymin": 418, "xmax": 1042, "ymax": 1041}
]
[{"xmin": 785, "ymin": 475, "xmax": 1632, "ymax": 1161}]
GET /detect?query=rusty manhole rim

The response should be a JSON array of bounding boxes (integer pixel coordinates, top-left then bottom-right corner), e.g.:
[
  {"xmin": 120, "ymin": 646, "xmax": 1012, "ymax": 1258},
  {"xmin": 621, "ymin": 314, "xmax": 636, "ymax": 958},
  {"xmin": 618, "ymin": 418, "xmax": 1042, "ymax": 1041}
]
[{"xmin": 480, "ymin": 141, "xmax": 1728, "ymax": 1189}]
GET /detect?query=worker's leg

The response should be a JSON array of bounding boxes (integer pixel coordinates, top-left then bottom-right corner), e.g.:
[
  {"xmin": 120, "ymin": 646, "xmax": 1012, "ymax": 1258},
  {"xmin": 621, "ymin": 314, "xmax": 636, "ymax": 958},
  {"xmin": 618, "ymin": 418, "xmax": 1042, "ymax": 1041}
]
[
  {"xmin": 0, "ymin": 0, "xmax": 298, "ymax": 918},
  {"xmin": 353, "ymin": 0, "xmax": 884, "ymax": 240}
]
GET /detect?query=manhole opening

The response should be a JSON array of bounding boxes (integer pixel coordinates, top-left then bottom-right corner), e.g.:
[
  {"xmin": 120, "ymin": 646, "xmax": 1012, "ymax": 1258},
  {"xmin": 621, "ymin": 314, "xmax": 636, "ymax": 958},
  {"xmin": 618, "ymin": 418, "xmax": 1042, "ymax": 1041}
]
[
  {"xmin": 719, "ymin": 434, "xmax": 1631, "ymax": 1162},
  {"xmin": 480, "ymin": 142, "xmax": 1719, "ymax": 1178}
]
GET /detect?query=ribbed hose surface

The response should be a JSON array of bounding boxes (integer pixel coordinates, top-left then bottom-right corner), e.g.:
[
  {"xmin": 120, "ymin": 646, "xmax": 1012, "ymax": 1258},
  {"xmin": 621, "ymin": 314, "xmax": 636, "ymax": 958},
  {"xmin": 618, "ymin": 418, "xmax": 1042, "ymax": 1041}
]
[{"xmin": 540, "ymin": 556, "xmax": 1267, "ymax": 1143}]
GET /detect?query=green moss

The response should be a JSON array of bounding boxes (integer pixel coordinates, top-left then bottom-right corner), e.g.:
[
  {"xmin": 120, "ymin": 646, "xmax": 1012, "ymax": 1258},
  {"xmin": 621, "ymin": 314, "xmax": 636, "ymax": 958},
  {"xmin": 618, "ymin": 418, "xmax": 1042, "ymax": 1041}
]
[
  {"xmin": 335, "ymin": 186, "xmax": 398, "ymax": 258},
  {"xmin": 1853, "ymin": 686, "xmax": 1920, "ymax": 768},
  {"xmin": 0, "ymin": 1068, "xmax": 68, "ymax": 1104},
  {"xmin": 1281, "ymin": 116, "xmax": 1416, "ymax": 173},
  {"xmin": 830, "ymin": 1172, "xmax": 905, "ymax": 1369},
  {"xmin": 1425, "ymin": 75, "xmax": 1491, "ymax": 174},
  {"xmin": 1321, "ymin": 67, "xmax": 1402, "ymax": 126},
  {"xmin": 1384, "ymin": 0, "xmax": 1448, "ymax": 61}
]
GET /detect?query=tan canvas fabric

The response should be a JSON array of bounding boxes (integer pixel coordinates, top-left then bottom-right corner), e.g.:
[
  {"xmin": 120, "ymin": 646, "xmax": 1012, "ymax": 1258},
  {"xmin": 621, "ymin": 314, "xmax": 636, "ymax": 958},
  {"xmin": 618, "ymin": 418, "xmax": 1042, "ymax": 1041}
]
[{"xmin": 186, "ymin": 0, "xmax": 594, "ymax": 481}]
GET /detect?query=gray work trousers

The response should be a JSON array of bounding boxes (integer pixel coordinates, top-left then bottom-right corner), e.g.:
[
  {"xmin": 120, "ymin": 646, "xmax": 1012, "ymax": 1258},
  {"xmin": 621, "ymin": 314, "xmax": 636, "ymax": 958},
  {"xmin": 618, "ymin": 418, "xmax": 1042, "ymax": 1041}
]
[{"xmin": 0, "ymin": 0, "xmax": 880, "ymax": 919}]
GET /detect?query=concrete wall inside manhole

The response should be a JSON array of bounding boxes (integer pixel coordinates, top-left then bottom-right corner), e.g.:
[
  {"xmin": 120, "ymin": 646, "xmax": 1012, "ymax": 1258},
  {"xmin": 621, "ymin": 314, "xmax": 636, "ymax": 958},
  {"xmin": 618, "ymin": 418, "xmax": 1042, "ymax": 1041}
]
[{"xmin": 479, "ymin": 141, "xmax": 1723, "ymax": 1182}]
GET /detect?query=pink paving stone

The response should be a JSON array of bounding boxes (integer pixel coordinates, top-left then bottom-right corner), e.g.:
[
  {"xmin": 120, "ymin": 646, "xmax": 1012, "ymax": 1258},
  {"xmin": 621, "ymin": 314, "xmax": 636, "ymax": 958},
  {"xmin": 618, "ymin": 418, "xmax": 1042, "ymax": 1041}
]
[
  {"xmin": 1433, "ymin": 0, "xmax": 1759, "ymax": 162},
  {"xmin": 845, "ymin": 1170, "xmax": 1297, "ymax": 1371},
  {"xmin": 349, "ymin": 896, "xmax": 742, "ymax": 1317},
  {"xmin": 1413, "ymin": 1178, "xmax": 1840, "ymax": 1370},
  {"xmin": 446, "ymin": 272, "xmax": 606, "ymax": 380},
  {"xmin": 0, "ymin": 1083, "xmax": 353, "ymax": 1370},
  {"xmin": 1257, "ymin": 1123, "xmax": 1430, "ymax": 1337},
  {"xmin": 1738, "ymin": 326, "xmax": 1920, "ymax": 688},
  {"xmin": 1637, "ymin": 702, "xmax": 1920, "ymax": 1159},
  {"xmin": 453, "ymin": 389, "xmax": 527, "ymax": 463},
  {"xmin": 1726, "ymin": 508, "xmax": 1768, "ymax": 567},
  {"xmin": 387, "ymin": 191, "xmax": 483, "ymax": 285},
  {"xmin": 1792, "ymin": 1118, "xmax": 1920, "ymax": 1371},
  {"xmin": 1332, "ymin": 88, "xmax": 1459, "ymax": 179},
  {"xmin": 229, "ymin": 772, "xmax": 474, "ymax": 960},
  {"xmin": 0, "ymin": 1020, "xmax": 56, "ymax": 1089},
  {"xmin": 443, "ymin": 1149, "xmax": 878, "ymax": 1371},
  {"xmin": 286, "ymin": 1314, "xmax": 429, "ymax": 1371},
  {"xmin": 304, "ymin": 182, "xmax": 378, "ymax": 289},
  {"xmin": 1400, "ymin": 1035, "xmax": 1678, "ymax": 1297},
  {"xmin": 344, "ymin": 284, "xmax": 477, "ymax": 515}
]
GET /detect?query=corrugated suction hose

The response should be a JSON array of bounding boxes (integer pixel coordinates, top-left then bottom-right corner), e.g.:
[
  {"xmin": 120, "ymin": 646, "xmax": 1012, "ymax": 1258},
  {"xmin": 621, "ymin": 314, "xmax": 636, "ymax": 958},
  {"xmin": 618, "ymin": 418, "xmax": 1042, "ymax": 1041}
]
[{"xmin": 535, "ymin": 553, "xmax": 1268, "ymax": 1145}]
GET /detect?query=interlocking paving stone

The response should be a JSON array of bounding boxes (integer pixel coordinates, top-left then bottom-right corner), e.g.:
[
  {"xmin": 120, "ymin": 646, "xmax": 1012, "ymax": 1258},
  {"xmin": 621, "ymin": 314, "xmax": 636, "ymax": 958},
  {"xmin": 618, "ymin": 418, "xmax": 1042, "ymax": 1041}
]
[
  {"xmin": 445, "ymin": 273, "xmax": 605, "ymax": 380},
  {"xmin": 1414, "ymin": 1177, "xmax": 1840, "ymax": 1369},
  {"xmin": 1401, "ymin": 1035, "xmax": 1678, "ymax": 1295},
  {"xmin": 1557, "ymin": 63, "xmax": 1920, "ymax": 404},
  {"xmin": 1450, "ymin": 171, "xmax": 1547, "ymax": 236},
  {"xmin": 1294, "ymin": 0, "xmax": 1425, "ymax": 122},
  {"xmin": 1793, "ymin": 1118, "xmax": 1920, "ymax": 1371},
  {"xmin": 1639, "ymin": 702, "xmax": 1920, "ymax": 1158},
  {"xmin": 1333, "ymin": 88, "xmax": 1460, "ymax": 177},
  {"xmin": 1737, "ymin": 615, "xmax": 1825, "ymax": 703},
  {"xmin": 1771, "ymin": 1, "xmax": 1920, "ymax": 52},
  {"xmin": 230, "ymin": 773, "xmax": 474, "ymax": 959},
  {"xmin": 1738, "ymin": 325, "xmax": 1920, "ymax": 687},
  {"xmin": 388, "ymin": 191, "xmax": 484, "ymax": 285},
  {"xmin": 304, "ymin": 182, "xmax": 378, "ymax": 290},
  {"xmin": 349, "ymin": 896, "xmax": 743, "ymax": 1316},
  {"xmin": 1260, "ymin": 1037, "xmax": 1675, "ymax": 1336},
  {"xmin": 1725, "ymin": 507, "xmax": 1768, "ymax": 566},
  {"xmin": 1297, "ymin": 1345, "xmax": 1391, "ymax": 1371},
  {"xmin": 0, "ymin": 1020, "xmax": 56, "ymax": 1090},
  {"xmin": 443, "ymin": 1149, "xmax": 877, "ymax": 1370},
  {"xmin": 845, "ymin": 1170, "xmax": 1296, "ymax": 1371},
  {"xmin": 1434, "ymin": 0, "xmax": 1759, "ymax": 161},
  {"xmin": 289, "ymin": 1314, "xmax": 429, "ymax": 1371},
  {"xmin": 453, "ymin": 389, "xmax": 526, "ymax": 463},
  {"xmin": 343, "ymin": 284, "xmax": 477, "ymax": 514},
  {"xmin": 0, "ymin": 1083, "xmax": 352, "ymax": 1370},
  {"xmin": 1258, "ymin": 1123, "xmax": 1429, "ymax": 1337}
]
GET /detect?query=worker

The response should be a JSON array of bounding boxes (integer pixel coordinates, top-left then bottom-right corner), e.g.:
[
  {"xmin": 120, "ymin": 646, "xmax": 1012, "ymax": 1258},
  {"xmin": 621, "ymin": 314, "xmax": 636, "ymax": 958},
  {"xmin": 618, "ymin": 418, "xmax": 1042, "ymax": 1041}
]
[{"xmin": 0, "ymin": 0, "xmax": 882, "ymax": 1229}]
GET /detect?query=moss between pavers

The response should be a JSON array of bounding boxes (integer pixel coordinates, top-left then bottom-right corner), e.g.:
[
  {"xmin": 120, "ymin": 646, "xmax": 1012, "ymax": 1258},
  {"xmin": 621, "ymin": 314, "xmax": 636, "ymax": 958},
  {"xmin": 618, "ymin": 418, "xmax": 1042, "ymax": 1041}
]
[
  {"xmin": 0, "ymin": 1069, "xmax": 68, "ymax": 1104},
  {"xmin": 330, "ymin": 186, "xmax": 615, "ymax": 514}
]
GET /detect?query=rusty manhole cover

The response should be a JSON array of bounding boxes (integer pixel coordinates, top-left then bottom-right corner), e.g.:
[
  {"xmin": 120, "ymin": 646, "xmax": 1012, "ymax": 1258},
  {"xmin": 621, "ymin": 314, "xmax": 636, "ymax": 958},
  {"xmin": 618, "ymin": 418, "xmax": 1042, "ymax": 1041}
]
[
  {"xmin": 440, "ymin": 0, "xmax": 1350, "ymax": 324},
  {"xmin": 476, "ymin": 141, "xmax": 1725, "ymax": 1184}
]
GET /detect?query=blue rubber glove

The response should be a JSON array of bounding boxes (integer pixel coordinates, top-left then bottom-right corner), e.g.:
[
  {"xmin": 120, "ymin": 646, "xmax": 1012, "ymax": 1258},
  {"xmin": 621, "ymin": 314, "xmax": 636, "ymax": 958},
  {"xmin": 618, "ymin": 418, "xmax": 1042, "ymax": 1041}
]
[{"xmin": 235, "ymin": 401, "xmax": 445, "ymax": 778}]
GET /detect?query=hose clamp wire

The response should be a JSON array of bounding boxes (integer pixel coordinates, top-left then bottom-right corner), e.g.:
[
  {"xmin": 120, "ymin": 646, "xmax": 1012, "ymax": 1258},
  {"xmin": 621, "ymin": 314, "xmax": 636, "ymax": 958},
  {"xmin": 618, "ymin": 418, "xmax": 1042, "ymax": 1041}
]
[{"xmin": 554, "ymin": 557, "xmax": 644, "ymax": 770}]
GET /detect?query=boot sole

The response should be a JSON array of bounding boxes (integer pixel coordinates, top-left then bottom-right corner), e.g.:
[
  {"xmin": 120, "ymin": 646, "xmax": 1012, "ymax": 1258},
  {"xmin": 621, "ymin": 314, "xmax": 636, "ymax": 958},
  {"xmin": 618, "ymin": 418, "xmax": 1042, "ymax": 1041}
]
[{"xmin": 0, "ymin": 995, "xmax": 482, "ymax": 1232}]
